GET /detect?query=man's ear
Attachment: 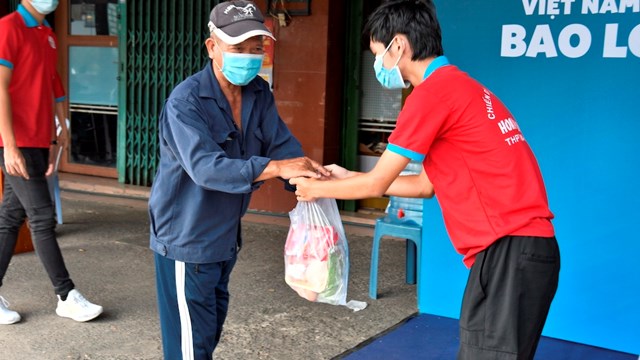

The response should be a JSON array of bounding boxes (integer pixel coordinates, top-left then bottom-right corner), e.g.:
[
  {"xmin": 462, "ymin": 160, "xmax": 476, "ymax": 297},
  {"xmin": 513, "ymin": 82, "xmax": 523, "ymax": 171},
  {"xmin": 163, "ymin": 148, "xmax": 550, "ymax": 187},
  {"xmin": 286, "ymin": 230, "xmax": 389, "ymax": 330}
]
[
  {"xmin": 396, "ymin": 34, "xmax": 413, "ymax": 60},
  {"xmin": 396, "ymin": 37, "xmax": 403, "ymax": 53},
  {"xmin": 396, "ymin": 35, "xmax": 408, "ymax": 54},
  {"xmin": 204, "ymin": 38, "xmax": 215, "ymax": 59}
]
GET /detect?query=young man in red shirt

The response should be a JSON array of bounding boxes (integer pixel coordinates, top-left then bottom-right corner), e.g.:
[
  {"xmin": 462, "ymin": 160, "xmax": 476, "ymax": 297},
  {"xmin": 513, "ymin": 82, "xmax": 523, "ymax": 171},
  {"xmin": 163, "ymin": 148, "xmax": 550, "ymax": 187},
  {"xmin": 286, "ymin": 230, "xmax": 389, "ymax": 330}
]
[
  {"xmin": 0, "ymin": 0, "xmax": 103, "ymax": 324},
  {"xmin": 291, "ymin": 1, "xmax": 560, "ymax": 359}
]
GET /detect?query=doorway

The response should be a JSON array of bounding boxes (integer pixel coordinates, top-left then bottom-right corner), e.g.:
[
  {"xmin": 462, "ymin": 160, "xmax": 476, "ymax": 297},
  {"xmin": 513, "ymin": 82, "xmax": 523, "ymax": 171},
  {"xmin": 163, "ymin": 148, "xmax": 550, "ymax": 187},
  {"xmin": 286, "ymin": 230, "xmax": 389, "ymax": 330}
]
[
  {"xmin": 343, "ymin": 0, "xmax": 409, "ymax": 214},
  {"xmin": 55, "ymin": 0, "xmax": 119, "ymax": 178}
]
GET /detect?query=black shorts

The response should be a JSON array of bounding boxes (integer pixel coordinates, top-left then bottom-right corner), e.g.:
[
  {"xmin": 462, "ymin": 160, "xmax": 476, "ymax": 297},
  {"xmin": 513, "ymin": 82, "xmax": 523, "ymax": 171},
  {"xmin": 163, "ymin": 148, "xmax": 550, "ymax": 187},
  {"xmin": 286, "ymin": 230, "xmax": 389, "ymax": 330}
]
[{"xmin": 458, "ymin": 235, "xmax": 560, "ymax": 360}]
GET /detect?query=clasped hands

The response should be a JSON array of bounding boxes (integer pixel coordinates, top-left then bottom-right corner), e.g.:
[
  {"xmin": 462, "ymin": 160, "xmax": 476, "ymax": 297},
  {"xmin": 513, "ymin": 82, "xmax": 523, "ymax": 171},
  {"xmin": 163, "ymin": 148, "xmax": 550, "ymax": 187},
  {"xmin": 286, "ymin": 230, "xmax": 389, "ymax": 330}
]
[{"xmin": 287, "ymin": 162, "xmax": 351, "ymax": 202}]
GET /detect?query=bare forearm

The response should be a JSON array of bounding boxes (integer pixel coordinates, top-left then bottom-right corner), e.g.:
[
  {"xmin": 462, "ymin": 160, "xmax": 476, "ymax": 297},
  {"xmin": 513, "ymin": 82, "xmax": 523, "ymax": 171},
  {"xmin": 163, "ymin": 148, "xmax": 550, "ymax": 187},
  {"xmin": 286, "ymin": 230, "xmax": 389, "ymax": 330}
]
[
  {"xmin": 385, "ymin": 174, "xmax": 434, "ymax": 198},
  {"xmin": 254, "ymin": 160, "xmax": 279, "ymax": 182},
  {"xmin": 306, "ymin": 173, "xmax": 390, "ymax": 200},
  {"xmin": 322, "ymin": 161, "xmax": 433, "ymax": 198},
  {"xmin": 51, "ymin": 103, "xmax": 60, "ymax": 140},
  {"xmin": 55, "ymin": 102, "xmax": 68, "ymax": 134}
]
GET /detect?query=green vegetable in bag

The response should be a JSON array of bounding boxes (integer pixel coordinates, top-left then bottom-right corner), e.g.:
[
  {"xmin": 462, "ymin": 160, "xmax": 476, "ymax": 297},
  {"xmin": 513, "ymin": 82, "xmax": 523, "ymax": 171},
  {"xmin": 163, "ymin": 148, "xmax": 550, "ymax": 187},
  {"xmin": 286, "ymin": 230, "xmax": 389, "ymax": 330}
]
[{"xmin": 319, "ymin": 247, "xmax": 341, "ymax": 299}]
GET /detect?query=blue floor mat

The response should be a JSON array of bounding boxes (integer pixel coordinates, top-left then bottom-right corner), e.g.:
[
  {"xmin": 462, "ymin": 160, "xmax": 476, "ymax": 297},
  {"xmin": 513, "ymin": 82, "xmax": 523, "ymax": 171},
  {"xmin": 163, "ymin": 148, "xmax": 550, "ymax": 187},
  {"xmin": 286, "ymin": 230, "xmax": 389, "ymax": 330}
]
[{"xmin": 336, "ymin": 314, "xmax": 638, "ymax": 360}]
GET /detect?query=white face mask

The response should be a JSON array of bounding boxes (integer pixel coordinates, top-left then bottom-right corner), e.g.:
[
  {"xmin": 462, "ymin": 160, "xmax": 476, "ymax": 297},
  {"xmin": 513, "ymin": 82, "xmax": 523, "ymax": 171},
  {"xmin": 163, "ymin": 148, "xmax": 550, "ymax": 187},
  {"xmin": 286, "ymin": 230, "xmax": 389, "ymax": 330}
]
[{"xmin": 30, "ymin": 0, "xmax": 59, "ymax": 15}]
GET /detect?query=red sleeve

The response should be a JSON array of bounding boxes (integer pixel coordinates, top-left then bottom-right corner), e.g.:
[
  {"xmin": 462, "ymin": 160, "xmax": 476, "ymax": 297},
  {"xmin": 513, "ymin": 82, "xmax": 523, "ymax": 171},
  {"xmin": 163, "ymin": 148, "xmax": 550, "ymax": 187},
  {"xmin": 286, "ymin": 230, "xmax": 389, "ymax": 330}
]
[
  {"xmin": 387, "ymin": 86, "xmax": 449, "ymax": 159},
  {"xmin": 53, "ymin": 71, "xmax": 66, "ymax": 101},
  {"xmin": 0, "ymin": 17, "xmax": 17, "ymax": 69}
]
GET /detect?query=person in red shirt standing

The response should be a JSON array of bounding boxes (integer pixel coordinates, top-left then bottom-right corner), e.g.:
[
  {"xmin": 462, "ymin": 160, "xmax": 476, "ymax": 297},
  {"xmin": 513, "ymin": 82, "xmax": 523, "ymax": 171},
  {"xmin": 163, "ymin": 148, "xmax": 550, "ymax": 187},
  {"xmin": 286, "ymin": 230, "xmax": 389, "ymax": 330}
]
[
  {"xmin": 0, "ymin": 0, "xmax": 103, "ymax": 324},
  {"xmin": 291, "ymin": 1, "xmax": 560, "ymax": 359}
]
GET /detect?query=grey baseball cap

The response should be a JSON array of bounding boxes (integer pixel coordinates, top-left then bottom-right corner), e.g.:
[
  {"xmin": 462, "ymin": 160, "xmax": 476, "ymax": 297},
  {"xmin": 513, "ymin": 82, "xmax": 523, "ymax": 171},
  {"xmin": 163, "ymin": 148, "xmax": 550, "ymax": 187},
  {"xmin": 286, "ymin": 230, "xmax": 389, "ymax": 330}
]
[{"xmin": 208, "ymin": 1, "xmax": 275, "ymax": 45}]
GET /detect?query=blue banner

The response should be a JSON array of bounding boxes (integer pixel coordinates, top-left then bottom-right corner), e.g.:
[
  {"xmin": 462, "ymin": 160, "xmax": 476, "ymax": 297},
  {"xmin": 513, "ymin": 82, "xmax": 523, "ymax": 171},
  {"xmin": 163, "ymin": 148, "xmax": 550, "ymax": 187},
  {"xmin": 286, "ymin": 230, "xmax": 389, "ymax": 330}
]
[{"xmin": 420, "ymin": 0, "xmax": 640, "ymax": 355}]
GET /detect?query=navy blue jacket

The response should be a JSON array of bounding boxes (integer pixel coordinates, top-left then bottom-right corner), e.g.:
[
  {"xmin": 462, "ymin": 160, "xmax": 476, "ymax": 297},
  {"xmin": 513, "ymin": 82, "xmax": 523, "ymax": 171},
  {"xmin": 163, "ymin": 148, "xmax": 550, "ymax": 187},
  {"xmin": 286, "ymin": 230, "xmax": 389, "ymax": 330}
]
[{"xmin": 149, "ymin": 64, "xmax": 303, "ymax": 263}]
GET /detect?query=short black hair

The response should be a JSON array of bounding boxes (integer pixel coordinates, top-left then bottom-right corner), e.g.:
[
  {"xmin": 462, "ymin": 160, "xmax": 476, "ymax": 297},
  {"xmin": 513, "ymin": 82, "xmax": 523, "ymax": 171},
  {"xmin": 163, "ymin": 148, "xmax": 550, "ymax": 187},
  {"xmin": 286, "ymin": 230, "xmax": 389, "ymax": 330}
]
[{"xmin": 364, "ymin": 0, "xmax": 444, "ymax": 60}]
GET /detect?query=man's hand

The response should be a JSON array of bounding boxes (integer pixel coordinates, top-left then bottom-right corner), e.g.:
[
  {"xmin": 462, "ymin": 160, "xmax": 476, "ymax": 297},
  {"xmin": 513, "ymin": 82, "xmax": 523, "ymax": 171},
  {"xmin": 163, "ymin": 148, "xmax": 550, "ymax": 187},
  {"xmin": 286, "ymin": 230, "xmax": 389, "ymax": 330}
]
[
  {"xmin": 324, "ymin": 164, "xmax": 356, "ymax": 180},
  {"xmin": 288, "ymin": 164, "xmax": 357, "ymax": 201},
  {"xmin": 45, "ymin": 143, "xmax": 60, "ymax": 177},
  {"xmin": 45, "ymin": 163, "xmax": 54, "ymax": 177},
  {"xmin": 273, "ymin": 157, "xmax": 331, "ymax": 180},
  {"xmin": 3, "ymin": 146, "xmax": 29, "ymax": 179},
  {"xmin": 289, "ymin": 176, "xmax": 316, "ymax": 201}
]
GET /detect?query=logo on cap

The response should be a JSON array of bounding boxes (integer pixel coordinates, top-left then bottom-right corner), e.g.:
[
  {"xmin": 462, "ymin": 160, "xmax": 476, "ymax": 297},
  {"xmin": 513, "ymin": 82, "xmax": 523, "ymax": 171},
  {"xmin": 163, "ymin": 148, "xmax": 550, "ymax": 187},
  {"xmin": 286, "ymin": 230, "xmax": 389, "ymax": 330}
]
[
  {"xmin": 208, "ymin": 1, "xmax": 275, "ymax": 45},
  {"xmin": 223, "ymin": 4, "xmax": 257, "ymax": 20}
]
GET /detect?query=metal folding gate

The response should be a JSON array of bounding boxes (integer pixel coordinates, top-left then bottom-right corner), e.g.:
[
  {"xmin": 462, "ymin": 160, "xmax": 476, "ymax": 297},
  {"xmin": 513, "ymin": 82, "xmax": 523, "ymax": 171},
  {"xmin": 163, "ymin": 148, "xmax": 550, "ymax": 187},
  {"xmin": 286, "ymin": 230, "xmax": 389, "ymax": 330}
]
[{"xmin": 118, "ymin": 0, "xmax": 219, "ymax": 185}]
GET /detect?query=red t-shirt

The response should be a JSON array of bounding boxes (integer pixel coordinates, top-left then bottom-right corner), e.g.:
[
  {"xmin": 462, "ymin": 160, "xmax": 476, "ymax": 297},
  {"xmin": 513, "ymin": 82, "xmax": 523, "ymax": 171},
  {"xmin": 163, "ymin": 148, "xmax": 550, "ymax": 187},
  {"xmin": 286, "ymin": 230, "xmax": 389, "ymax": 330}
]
[
  {"xmin": 0, "ymin": 5, "xmax": 65, "ymax": 148},
  {"xmin": 388, "ymin": 62, "xmax": 555, "ymax": 268}
]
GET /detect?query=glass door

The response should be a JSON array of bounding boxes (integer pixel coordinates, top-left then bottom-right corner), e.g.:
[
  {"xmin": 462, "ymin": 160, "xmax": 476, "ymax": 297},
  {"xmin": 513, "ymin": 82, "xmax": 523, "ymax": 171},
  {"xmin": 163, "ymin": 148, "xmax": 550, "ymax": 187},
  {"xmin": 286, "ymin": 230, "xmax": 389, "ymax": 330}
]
[{"xmin": 55, "ymin": 0, "xmax": 119, "ymax": 178}]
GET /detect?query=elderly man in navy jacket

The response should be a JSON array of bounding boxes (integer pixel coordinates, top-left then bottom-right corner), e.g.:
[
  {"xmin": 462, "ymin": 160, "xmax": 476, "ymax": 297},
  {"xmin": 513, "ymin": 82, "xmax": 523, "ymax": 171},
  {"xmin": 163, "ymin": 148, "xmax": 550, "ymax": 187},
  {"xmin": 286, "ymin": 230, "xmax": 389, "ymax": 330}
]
[{"xmin": 148, "ymin": 1, "xmax": 329, "ymax": 359}]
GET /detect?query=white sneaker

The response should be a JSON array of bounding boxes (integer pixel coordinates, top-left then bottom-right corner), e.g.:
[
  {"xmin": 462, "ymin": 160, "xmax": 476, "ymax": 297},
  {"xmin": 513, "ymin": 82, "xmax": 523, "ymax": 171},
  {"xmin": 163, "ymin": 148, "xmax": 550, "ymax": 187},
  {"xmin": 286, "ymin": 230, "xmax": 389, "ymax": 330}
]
[
  {"xmin": 0, "ymin": 296, "xmax": 21, "ymax": 325},
  {"xmin": 55, "ymin": 289, "xmax": 103, "ymax": 322}
]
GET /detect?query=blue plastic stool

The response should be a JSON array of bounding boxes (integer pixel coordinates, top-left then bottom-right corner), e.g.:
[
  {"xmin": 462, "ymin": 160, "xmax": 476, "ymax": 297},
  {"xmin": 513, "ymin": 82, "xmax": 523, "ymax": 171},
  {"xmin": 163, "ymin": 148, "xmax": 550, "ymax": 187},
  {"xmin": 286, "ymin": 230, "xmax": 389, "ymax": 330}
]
[{"xmin": 369, "ymin": 197, "xmax": 423, "ymax": 300}]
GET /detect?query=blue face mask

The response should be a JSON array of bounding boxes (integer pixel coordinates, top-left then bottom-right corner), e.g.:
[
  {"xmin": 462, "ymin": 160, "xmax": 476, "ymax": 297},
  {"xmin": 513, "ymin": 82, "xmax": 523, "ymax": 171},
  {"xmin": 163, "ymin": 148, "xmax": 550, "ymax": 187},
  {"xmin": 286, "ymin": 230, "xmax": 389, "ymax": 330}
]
[
  {"xmin": 214, "ymin": 47, "xmax": 264, "ymax": 86},
  {"xmin": 373, "ymin": 37, "xmax": 409, "ymax": 89},
  {"xmin": 30, "ymin": 0, "xmax": 59, "ymax": 15}
]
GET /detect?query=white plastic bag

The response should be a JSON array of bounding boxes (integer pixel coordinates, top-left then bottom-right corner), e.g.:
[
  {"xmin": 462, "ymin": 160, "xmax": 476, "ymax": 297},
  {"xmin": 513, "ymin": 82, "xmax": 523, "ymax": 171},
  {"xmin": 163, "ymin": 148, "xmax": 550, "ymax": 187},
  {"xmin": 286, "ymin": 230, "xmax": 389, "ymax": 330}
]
[{"xmin": 284, "ymin": 198, "xmax": 366, "ymax": 311}]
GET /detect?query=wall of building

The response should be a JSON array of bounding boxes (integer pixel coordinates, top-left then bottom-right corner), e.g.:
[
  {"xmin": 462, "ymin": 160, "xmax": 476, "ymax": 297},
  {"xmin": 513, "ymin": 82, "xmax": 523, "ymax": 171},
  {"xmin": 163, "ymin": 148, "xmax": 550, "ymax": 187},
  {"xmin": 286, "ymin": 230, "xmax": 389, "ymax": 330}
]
[
  {"xmin": 420, "ymin": 0, "xmax": 639, "ymax": 354},
  {"xmin": 249, "ymin": 0, "xmax": 345, "ymax": 213}
]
